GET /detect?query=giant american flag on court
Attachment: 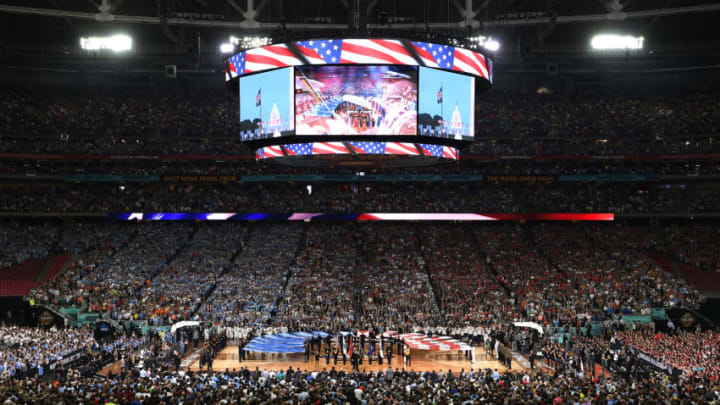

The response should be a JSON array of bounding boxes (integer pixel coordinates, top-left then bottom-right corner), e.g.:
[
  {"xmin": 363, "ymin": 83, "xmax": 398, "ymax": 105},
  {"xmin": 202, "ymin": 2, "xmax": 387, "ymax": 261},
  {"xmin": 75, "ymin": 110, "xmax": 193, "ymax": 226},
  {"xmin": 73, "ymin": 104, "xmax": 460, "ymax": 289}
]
[{"xmin": 226, "ymin": 39, "xmax": 491, "ymax": 80}]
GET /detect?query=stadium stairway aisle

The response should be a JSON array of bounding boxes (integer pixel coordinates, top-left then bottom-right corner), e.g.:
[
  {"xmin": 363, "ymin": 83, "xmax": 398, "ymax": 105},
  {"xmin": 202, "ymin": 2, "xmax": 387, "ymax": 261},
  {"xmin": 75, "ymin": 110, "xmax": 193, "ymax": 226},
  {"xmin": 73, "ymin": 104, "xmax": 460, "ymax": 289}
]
[
  {"xmin": 36, "ymin": 253, "xmax": 72, "ymax": 284},
  {"xmin": 647, "ymin": 251, "xmax": 685, "ymax": 280},
  {"xmin": 648, "ymin": 251, "xmax": 720, "ymax": 292},
  {"xmin": 415, "ymin": 224, "xmax": 445, "ymax": 324},
  {"xmin": 188, "ymin": 224, "xmax": 256, "ymax": 320},
  {"xmin": 677, "ymin": 262, "xmax": 720, "ymax": 292},
  {"xmin": 0, "ymin": 258, "xmax": 46, "ymax": 281},
  {"xmin": 0, "ymin": 258, "xmax": 48, "ymax": 295},
  {"xmin": 470, "ymin": 228, "xmax": 511, "ymax": 297}
]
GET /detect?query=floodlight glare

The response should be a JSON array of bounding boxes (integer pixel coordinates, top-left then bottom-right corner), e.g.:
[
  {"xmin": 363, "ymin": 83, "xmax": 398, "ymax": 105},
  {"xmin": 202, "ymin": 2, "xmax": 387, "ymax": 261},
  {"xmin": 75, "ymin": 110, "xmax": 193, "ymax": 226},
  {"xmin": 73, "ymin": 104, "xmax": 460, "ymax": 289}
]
[
  {"xmin": 467, "ymin": 35, "xmax": 500, "ymax": 52},
  {"xmin": 228, "ymin": 35, "xmax": 272, "ymax": 50},
  {"xmin": 80, "ymin": 34, "xmax": 132, "ymax": 52},
  {"xmin": 219, "ymin": 43, "xmax": 235, "ymax": 54},
  {"xmin": 591, "ymin": 34, "xmax": 644, "ymax": 50},
  {"xmin": 483, "ymin": 39, "xmax": 500, "ymax": 51}
]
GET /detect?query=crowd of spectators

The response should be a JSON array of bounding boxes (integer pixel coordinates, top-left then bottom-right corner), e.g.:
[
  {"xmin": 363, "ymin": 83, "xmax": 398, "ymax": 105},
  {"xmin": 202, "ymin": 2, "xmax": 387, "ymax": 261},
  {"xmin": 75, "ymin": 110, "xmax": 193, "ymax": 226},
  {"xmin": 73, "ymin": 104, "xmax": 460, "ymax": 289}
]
[
  {"xmin": 419, "ymin": 225, "xmax": 510, "ymax": 327},
  {"xmin": 278, "ymin": 224, "xmax": 358, "ymax": 332},
  {"xmin": 531, "ymin": 226, "xmax": 700, "ymax": 317},
  {"xmin": 198, "ymin": 224, "xmax": 301, "ymax": 328},
  {"xmin": 31, "ymin": 223, "xmax": 192, "ymax": 316},
  {"xmin": 1, "ymin": 359, "xmax": 719, "ymax": 403},
  {"xmin": 619, "ymin": 329, "xmax": 720, "ymax": 380},
  {"xmin": 656, "ymin": 227, "xmax": 720, "ymax": 273},
  {"xmin": 22, "ymin": 222, "xmax": 710, "ymax": 331},
  {"xmin": 479, "ymin": 226, "xmax": 566, "ymax": 324},
  {"xmin": 2, "ymin": 219, "xmax": 718, "ymax": 402},
  {"xmin": 2, "ymin": 156, "xmax": 720, "ymax": 178},
  {"xmin": 139, "ymin": 223, "xmax": 247, "ymax": 325},
  {"xmin": 0, "ymin": 325, "xmax": 96, "ymax": 379},
  {"xmin": 356, "ymin": 224, "xmax": 439, "ymax": 331},
  {"xmin": 0, "ymin": 222, "xmax": 57, "ymax": 269},
  {"xmin": 2, "ymin": 181, "xmax": 720, "ymax": 214},
  {"xmin": 2, "ymin": 87, "xmax": 720, "ymax": 157}
]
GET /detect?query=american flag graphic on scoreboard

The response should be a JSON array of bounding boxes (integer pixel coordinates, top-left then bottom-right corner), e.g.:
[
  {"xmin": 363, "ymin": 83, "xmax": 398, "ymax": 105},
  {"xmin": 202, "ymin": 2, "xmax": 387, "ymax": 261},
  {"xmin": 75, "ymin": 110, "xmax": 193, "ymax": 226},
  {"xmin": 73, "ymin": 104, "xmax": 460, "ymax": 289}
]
[
  {"xmin": 296, "ymin": 39, "xmax": 416, "ymax": 65},
  {"xmin": 452, "ymin": 47, "xmax": 490, "ymax": 78},
  {"xmin": 312, "ymin": 142, "xmax": 351, "ymax": 155},
  {"xmin": 262, "ymin": 145, "xmax": 284, "ymax": 158},
  {"xmin": 227, "ymin": 54, "xmax": 242, "ymax": 77},
  {"xmin": 295, "ymin": 39, "xmax": 343, "ymax": 64},
  {"xmin": 418, "ymin": 143, "xmax": 443, "ymax": 157},
  {"xmin": 225, "ymin": 39, "xmax": 492, "ymax": 81},
  {"xmin": 348, "ymin": 142, "xmax": 385, "ymax": 154},
  {"xmin": 244, "ymin": 44, "xmax": 303, "ymax": 74},
  {"xmin": 385, "ymin": 142, "xmax": 420, "ymax": 155},
  {"xmin": 411, "ymin": 42, "xmax": 455, "ymax": 69},
  {"xmin": 442, "ymin": 146, "xmax": 459, "ymax": 160},
  {"xmin": 283, "ymin": 143, "xmax": 313, "ymax": 156}
]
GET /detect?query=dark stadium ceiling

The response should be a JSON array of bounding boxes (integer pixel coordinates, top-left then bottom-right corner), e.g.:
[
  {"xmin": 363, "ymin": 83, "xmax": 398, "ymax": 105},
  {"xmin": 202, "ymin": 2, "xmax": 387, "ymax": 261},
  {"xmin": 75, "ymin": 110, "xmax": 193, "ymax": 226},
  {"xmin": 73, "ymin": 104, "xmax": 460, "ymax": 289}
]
[{"xmin": 0, "ymin": 0, "xmax": 719, "ymax": 49}]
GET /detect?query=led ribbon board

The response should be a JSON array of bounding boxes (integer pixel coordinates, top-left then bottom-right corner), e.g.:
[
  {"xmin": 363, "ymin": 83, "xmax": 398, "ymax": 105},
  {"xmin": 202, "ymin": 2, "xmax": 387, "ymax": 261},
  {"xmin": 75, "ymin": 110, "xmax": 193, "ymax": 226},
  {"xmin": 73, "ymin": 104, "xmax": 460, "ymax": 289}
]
[
  {"xmin": 226, "ymin": 38, "xmax": 493, "ymax": 83},
  {"xmin": 256, "ymin": 142, "xmax": 459, "ymax": 163},
  {"xmin": 110, "ymin": 213, "xmax": 614, "ymax": 221}
]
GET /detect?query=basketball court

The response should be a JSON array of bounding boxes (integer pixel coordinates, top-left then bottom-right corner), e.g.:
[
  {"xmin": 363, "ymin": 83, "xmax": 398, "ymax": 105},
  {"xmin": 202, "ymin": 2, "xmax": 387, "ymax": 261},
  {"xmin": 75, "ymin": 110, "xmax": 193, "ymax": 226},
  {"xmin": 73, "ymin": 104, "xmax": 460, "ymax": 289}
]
[{"xmin": 185, "ymin": 344, "xmax": 521, "ymax": 374}]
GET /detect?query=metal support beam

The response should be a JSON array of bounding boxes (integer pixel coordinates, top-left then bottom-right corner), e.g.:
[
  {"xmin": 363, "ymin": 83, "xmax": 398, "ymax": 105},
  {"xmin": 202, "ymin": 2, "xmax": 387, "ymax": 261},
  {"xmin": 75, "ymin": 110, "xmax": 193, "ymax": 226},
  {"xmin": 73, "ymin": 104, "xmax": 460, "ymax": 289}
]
[
  {"xmin": 227, "ymin": 0, "xmax": 242, "ymax": 13},
  {"xmin": 453, "ymin": 0, "xmax": 480, "ymax": 28},
  {"xmin": 1, "ymin": 2, "xmax": 719, "ymax": 29},
  {"xmin": 650, "ymin": 0, "xmax": 676, "ymax": 26},
  {"xmin": 110, "ymin": 0, "xmax": 123, "ymax": 12},
  {"xmin": 366, "ymin": 0, "xmax": 379, "ymax": 15},
  {"xmin": 49, "ymin": 0, "xmax": 74, "ymax": 26}
]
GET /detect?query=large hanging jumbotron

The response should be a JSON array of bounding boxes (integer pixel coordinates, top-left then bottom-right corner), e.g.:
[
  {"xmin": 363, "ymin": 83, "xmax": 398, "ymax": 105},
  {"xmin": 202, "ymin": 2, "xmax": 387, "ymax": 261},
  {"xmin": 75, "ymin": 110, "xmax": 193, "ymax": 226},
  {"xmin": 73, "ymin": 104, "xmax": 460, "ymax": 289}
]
[{"xmin": 226, "ymin": 38, "xmax": 493, "ymax": 167}]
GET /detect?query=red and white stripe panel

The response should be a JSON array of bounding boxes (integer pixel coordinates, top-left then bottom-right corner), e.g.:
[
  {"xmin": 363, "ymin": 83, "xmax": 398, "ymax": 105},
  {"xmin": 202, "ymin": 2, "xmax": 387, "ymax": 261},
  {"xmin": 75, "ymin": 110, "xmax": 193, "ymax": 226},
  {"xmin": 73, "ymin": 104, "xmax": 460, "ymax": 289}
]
[
  {"xmin": 227, "ymin": 62, "xmax": 238, "ymax": 78},
  {"xmin": 452, "ymin": 48, "xmax": 490, "ymax": 79},
  {"xmin": 261, "ymin": 145, "xmax": 285, "ymax": 158},
  {"xmin": 244, "ymin": 44, "xmax": 303, "ymax": 74},
  {"xmin": 399, "ymin": 333, "xmax": 471, "ymax": 351},
  {"xmin": 442, "ymin": 146, "xmax": 458, "ymax": 160},
  {"xmin": 312, "ymin": 142, "xmax": 351, "ymax": 155},
  {"xmin": 385, "ymin": 142, "xmax": 420, "ymax": 156},
  {"xmin": 340, "ymin": 39, "xmax": 417, "ymax": 65}
]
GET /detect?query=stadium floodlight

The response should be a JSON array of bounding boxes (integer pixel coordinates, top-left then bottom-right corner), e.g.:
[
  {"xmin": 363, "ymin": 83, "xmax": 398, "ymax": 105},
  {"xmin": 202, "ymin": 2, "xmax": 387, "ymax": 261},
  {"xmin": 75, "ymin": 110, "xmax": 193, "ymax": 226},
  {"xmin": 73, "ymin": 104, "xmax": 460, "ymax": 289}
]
[
  {"xmin": 228, "ymin": 35, "xmax": 272, "ymax": 50},
  {"xmin": 591, "ymin": 34, "xmax": 644, "ymax": 50},
  {"xmin": 80, "ymin": 34, "xmax": 132, "ymax": 52},
  {"xmin": 466, "ymin": 35, "xmax": 500, "ymax": 52},
  {"xmin": 219, "ymin": 43, "xmax": 235, "ymax": 54},
  {"xmin": 483, "ymin": 39, "xmax": 500, "ymax": 51}
]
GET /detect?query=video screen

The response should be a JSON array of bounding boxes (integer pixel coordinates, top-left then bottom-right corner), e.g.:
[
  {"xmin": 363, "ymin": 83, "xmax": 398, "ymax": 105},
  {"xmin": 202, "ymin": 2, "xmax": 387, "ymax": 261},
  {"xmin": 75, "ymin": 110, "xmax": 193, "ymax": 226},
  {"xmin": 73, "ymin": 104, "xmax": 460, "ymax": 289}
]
[
  {"xmin": 418, "ymin": 67, "xmax": 475, "ymax": 140},
  {"xmin": 239, "ymin": 67, "xmax": 294, "ymax": 141},
  {"xmin": 295, "ymin": 65, "xmax": 418, "ymax": 136}
]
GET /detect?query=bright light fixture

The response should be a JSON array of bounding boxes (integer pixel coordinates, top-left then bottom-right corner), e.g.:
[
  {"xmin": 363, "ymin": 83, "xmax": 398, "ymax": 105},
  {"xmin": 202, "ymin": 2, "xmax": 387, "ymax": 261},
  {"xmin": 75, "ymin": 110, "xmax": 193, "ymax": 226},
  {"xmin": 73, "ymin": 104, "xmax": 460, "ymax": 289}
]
[
  {"xmin": 228, "ymin": 35, "xmax": 272, "ymax": 50},
  {"xmin": 219, "ymin": 43, "xmax": 235, "ymax": 54},
  {"xmin": 467, "ymin": 35, "xmax": 500, "ymax": 52},
  {"xmin": 80, "ymin": 35, "xmax": 132, "ymax": 52},
  {"xmin": 483, "ymin": 39, "xmax": 500, "ymax": 51},
  {"xmin": 591, "ymin": 34, "xmax": 643, "ymax": 50}
]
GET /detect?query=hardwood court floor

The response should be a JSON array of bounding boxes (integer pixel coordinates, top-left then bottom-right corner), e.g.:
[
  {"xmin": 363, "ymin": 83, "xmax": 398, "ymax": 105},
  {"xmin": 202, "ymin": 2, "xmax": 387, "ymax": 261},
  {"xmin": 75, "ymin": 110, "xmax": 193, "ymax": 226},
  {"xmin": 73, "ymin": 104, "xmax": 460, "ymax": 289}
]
[{"xmin": 188, "ymin": 345, "xmax": 521, "ymax": 374}]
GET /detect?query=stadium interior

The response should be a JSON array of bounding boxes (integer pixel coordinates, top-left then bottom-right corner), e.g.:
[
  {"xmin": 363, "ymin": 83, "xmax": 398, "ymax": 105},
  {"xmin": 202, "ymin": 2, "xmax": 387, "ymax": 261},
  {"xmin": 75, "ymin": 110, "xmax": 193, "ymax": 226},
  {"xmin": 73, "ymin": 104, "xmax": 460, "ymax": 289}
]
[{"xmin": 1, "ymin": 0, "xmax": 720, "ymax": 403}]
